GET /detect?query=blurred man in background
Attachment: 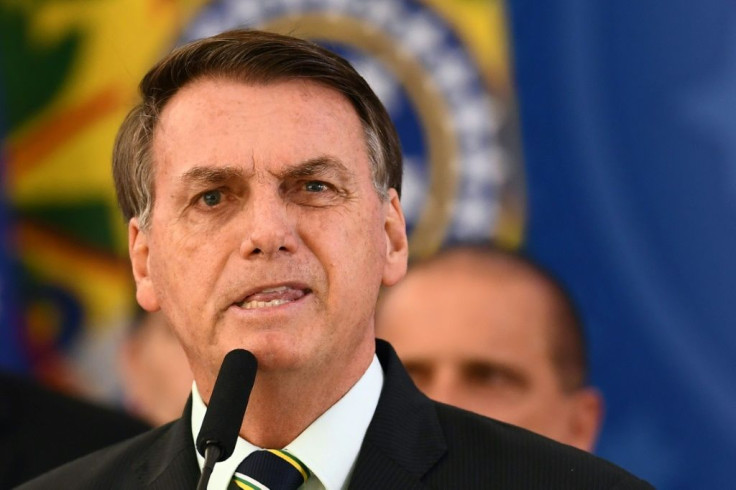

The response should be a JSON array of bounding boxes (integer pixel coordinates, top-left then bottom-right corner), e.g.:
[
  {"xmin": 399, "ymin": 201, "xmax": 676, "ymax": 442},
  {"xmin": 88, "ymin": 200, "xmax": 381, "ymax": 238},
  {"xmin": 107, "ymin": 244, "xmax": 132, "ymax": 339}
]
[
  {"xmin": 118, "ymin": 310, "xmax": 193, "ymax": 426},
  {"xmin": 377, "ymin": 243, "xmax": 603, "ymax": 451}
]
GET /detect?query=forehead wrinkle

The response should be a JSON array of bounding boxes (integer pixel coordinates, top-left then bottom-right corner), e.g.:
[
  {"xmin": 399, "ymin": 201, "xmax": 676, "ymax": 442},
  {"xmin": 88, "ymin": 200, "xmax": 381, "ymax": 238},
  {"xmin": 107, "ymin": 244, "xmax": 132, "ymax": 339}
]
[
  {"xmin": 278, "ymin": 155, "xmax": 352, "ymax": 181},
  {"xmin": 180, "ymin": 165, "xmax": 245, "ymax": 186}
]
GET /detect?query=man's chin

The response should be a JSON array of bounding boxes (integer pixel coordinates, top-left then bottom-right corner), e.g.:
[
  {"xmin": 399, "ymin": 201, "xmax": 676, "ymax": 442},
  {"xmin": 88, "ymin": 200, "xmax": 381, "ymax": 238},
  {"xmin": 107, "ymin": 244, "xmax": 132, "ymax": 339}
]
[
  {"xmin": 211, "ymin": 336, "xmax": 307, "ymax": 372},
  {"xmin": 248, "ymin": 347, "xmax": 310, "ymax": 373}
]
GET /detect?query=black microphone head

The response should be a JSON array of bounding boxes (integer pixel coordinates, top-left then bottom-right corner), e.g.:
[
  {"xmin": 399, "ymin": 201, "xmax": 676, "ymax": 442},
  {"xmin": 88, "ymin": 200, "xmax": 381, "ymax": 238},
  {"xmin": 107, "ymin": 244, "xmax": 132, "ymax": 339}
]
[{"xmin": 196, "ymin": 349, "xmax": 257, "ymax": 461}]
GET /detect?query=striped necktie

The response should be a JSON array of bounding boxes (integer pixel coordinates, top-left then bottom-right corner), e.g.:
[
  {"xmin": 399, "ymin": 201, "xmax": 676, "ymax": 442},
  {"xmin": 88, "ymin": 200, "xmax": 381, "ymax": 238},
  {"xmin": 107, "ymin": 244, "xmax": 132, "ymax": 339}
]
[{"xmin": 229, "ymin": 449, "xmax": 310, "ymax": 490}]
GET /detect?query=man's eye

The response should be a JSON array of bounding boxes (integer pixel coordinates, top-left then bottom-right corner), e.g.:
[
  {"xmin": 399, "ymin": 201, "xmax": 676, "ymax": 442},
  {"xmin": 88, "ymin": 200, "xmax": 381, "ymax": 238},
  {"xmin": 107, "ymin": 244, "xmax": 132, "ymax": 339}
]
[
  {"xmin": 201, "ymin": 190, "xmax": 222, "ymax": 206},
  {"xmin": 304, "ymin": 181, "xmax": 329, "ymax": 192}
]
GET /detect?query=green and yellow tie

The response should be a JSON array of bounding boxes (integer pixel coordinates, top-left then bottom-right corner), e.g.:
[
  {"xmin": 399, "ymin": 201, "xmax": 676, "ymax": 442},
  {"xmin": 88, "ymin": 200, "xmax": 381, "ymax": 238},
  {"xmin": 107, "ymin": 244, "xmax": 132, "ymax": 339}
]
[{"xmin": 229, "ymin": 449, "xmax": 310, "ymax": 490}]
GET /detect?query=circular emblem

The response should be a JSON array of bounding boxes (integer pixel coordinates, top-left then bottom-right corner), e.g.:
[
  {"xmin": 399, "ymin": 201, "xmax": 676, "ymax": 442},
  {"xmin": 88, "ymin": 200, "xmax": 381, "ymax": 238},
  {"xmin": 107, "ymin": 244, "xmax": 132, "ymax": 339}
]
[{"xmin": 181, "ymin": 0, "xmax": 523, "ymax": 257}]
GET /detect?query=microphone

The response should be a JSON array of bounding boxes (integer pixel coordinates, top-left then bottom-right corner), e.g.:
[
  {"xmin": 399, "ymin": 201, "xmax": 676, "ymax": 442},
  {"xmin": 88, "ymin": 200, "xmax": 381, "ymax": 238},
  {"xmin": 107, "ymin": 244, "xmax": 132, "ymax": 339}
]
[{"xmin": 195, "ymin": 349, "xmax": 258, "ymax": 490}]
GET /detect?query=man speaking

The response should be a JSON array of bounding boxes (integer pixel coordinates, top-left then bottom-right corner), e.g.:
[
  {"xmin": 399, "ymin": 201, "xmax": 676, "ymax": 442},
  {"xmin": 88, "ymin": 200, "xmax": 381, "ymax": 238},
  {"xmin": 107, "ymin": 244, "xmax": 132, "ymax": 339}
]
[{"xmin": 19, "ymin": 29, "xmax": 651, "ymax": 489}]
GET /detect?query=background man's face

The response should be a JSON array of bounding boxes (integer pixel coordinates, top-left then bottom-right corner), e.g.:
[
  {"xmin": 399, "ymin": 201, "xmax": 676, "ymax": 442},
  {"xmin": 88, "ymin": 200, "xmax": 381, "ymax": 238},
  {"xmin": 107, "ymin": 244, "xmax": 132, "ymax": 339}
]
[
  {"xmin": 118, "ymin": 311, "xmax": 192, "ymax": 426},
  {"xmin": 377, "ymin": 261, "xmax": 599, "ymax": 450},
  {"xmin": 129, "ymin": 78, "xmax": 406, "ymax": 392}
]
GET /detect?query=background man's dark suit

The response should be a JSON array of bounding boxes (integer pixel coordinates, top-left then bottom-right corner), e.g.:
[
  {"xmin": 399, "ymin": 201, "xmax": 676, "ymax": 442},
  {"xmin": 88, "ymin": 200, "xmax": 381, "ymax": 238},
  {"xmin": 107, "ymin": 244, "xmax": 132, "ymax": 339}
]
[
  {"xmin": 0, "ymin": 371, "xmax": 150, "ymax": 488},
  {"xmin": 17, "ymin": 342, "xmax": 652, "ymax": 489}
]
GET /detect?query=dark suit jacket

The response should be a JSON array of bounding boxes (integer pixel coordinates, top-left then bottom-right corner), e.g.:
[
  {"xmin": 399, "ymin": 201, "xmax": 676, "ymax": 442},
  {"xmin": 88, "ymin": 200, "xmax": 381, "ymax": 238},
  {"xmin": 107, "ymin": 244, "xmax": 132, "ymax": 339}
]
[
  {"xmin": 16, "ymin": 341, "xmax": 652, "ymax": 489},
  {"xmin": 0, "ymin": 371, "xmax": 150, "ymax": 488}
]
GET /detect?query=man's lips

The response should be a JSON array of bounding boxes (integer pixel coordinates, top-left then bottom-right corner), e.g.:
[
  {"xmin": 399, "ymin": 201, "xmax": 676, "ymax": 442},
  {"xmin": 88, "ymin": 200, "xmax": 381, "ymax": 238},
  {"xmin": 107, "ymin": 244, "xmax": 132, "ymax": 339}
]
[{"xmin": 233, "ymin": 285, "xmax": 311, "ymax": 310}]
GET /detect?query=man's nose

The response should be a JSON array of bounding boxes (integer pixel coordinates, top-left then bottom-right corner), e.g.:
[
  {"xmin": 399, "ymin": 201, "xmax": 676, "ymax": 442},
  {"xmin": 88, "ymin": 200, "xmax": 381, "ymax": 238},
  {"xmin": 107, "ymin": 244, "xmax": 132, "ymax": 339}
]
[{"xmin": 238, "ymin": 189, "xmax": 298, "ymax": 258}]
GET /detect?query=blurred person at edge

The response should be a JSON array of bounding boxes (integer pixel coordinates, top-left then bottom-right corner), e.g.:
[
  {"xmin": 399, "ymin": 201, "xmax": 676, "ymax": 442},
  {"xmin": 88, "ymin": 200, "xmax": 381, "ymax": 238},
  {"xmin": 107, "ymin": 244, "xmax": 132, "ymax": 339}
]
[
  {"xmin": 118, "ymin": 310, "xmax": 193, "ymax": 426},
  {"xmin": 377, "ymin": 243, "xmax": 603, "ymax": 452}
]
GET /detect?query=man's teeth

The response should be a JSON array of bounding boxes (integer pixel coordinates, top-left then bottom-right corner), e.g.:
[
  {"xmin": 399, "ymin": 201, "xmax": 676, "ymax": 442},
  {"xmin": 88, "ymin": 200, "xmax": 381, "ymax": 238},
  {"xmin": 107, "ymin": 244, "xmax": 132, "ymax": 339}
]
[
  {"xmin": 241, "ymin": 298, "xmax": 291, "ymax": 309},
  {"xmin": 237, "ymin": 285, "xmax": 307, "ymax": 309}
]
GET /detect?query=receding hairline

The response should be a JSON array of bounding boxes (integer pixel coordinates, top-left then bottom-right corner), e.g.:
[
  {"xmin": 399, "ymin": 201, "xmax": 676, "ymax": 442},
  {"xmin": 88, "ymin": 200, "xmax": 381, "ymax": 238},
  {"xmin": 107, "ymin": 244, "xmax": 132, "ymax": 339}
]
[
  {"xmin": 383, "ymin": 244, "xmax": 589, "ymax": 392},
  {"xmin": 150, "ymin": 78, "xmax": 372, "ymax": 190}
]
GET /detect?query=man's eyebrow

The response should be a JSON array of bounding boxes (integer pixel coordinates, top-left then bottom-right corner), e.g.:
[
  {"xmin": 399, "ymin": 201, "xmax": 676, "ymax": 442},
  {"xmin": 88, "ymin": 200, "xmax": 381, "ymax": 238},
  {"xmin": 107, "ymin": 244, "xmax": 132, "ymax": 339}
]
[
  {"xmin": 281, "ymin": 156, "xmax": 351, "ymax": 180},
  {"xmin": 180, "ymin": 166, "xmax": 244, "ymax": 186}
]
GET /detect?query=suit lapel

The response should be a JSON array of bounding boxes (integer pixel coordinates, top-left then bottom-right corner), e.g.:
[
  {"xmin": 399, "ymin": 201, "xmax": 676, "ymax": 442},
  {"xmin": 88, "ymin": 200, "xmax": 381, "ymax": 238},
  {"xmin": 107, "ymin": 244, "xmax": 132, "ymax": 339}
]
[
  {"xmin": 133, "ymin": 398, "xmax": 201, "ymax": 489},
  {"xmin": 349, "ymin": 340, "xmax": 447, "ymax": 489}
]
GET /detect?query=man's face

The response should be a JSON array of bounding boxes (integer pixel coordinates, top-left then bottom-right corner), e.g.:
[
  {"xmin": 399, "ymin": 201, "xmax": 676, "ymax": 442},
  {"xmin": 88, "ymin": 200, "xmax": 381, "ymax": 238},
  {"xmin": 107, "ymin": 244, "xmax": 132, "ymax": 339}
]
[
  {"xmin": 377, "ymin": 260, "xmax": 600, "ymax": 451},
  {"xmin": 129, "ymin": 78, "xmax": 407, "ymax": 392}
]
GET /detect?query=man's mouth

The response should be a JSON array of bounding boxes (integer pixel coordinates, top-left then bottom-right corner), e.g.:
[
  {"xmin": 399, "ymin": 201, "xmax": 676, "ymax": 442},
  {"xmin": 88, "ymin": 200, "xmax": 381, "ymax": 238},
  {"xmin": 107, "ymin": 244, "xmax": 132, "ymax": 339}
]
[{"xmin": 234, "ymin": 286, "xmax": 310, "ymax": 310}]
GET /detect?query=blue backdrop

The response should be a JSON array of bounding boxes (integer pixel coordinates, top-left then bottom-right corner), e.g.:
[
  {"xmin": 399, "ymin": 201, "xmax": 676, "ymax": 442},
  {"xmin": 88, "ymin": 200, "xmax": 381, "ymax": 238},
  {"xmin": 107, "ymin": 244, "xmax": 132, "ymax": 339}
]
[{"xmin": 507, "ymin": 1, "xmax": 736, "ymax": 488}]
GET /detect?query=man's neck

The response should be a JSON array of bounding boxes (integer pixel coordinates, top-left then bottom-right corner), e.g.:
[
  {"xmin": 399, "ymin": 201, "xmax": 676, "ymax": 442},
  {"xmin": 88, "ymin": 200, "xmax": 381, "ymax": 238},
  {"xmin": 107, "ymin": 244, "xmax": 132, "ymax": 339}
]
[{"xmin": 198, "ymin": 343, "xmax": 375, "ymax": 448}]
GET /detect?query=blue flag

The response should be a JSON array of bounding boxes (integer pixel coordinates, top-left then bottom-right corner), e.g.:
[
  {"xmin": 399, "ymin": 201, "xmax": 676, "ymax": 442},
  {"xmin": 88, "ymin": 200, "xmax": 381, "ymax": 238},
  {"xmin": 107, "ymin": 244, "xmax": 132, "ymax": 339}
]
[{"xmin": 507, "ymin": 1, "xmax": 736, "ymax": 488}]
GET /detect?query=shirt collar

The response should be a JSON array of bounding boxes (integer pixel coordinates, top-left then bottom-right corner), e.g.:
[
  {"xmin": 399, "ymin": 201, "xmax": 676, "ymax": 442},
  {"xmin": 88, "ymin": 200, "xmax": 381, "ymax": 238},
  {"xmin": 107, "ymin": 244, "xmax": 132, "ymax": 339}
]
[{"xmin": 192, "ymin": 355, "xmax": 384, "ymax": 490}]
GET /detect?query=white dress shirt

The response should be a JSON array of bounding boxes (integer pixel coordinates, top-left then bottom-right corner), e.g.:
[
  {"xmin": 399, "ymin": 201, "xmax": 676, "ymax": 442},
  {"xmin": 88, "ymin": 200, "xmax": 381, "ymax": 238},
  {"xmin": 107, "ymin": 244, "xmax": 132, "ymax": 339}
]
[{"xmin": 192, "ymin": 355, "xmax": 384, "ymax": 490}]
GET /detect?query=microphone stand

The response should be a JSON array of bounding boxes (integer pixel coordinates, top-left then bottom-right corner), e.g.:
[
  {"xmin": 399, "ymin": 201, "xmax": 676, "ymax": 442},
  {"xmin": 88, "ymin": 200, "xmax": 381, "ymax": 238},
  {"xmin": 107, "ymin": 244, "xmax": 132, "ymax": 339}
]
[{"xmin": 196, "ymin": 444, "xmax": 222, "ymax": 490}]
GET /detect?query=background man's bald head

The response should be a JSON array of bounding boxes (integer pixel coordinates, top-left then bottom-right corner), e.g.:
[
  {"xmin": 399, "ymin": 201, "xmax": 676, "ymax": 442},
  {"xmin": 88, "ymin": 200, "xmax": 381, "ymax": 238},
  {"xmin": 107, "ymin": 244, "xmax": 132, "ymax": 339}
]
[
  {"xmin": 404, "ymin": 245, "xmax": 588, "ymax": 392},
  {"xmin": 376, "ymin": 244, "xmax": 602, "ymax": 451}
]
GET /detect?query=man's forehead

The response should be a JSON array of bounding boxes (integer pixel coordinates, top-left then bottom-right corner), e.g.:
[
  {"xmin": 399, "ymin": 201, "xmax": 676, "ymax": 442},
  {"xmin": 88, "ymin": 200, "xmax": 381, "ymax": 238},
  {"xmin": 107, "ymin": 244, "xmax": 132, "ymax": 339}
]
[
  {"xmin": 150, "ymin": 78, "xmax": 370, "ymax": 181},
  {"xmin": 156, "ymin": 77, "xmax": 357, "ymax": 124},
  {"xmin": 386, "ymin": 265, "xmax": 558, "ymax": 353}
]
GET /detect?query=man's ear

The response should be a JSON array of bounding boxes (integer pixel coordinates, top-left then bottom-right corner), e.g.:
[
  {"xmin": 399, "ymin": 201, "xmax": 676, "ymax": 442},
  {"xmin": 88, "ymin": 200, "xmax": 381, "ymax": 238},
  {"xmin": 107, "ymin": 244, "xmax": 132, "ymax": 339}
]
[
  {"xmin": 129, "ymin": 218, "xmax": 160, "ymax": 312},
  {"xmin": 382, "ymin": 188, "xmax": 409, "ymax": 287},
  {"xmin": 567, "ymin": 387, "xmax": 604, "ymax": 452}
]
